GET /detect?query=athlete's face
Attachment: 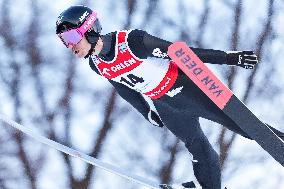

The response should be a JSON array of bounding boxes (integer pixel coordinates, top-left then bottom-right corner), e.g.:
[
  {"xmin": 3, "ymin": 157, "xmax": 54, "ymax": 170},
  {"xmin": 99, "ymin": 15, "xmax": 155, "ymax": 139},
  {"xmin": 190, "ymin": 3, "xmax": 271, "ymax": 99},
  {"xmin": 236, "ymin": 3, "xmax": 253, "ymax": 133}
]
[
  {"xmin": 68, "ymin": 36, "xmax": 103, "ymax": 58},
  {"xmin": 68, "ymin": 36, "xmax": 91, "ymax": 58}
]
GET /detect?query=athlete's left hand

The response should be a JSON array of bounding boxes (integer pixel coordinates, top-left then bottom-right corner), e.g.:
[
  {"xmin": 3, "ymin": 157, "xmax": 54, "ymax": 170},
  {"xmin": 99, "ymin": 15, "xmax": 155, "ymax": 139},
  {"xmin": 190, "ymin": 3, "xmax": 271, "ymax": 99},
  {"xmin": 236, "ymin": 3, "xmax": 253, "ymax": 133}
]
[{"xmin": 227, "ymin": 51, "xmax": 258, "ymax": 69}]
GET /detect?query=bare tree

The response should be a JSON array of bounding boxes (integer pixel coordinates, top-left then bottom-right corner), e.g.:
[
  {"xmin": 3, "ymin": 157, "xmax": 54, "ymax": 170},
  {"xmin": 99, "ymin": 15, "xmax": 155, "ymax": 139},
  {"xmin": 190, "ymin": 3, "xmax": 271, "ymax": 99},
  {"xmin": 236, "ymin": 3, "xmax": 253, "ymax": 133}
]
[
  {"xmin": 218, "ymin": 0, "xmax": 278, "ymax": 172},
  {"xmin": 0, "ymin": 1, "xmax": 283, "ymax": 189}
]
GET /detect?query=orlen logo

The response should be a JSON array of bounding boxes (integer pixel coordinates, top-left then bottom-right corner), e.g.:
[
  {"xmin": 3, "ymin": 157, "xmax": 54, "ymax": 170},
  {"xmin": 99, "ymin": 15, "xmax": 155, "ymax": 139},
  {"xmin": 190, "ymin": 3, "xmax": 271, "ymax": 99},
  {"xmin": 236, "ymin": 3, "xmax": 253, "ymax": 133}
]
[
  {"xmin": 100, "ymin": 58, "xmax": 138, "ymax": 77},
  {"xmin": 83, "ymin": 15, "xmax": 96, "ymax": 30},
  {"xmin": 79, "ymin": 11, "xmax": 89, "ymax": 22}
]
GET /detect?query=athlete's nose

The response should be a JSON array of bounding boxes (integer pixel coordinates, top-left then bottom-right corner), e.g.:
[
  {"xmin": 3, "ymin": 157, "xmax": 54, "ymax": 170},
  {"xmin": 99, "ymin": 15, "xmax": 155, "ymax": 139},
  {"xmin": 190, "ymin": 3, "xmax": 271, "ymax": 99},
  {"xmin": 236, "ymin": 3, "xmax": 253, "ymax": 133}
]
[{"xmin": 68, "ymin": 44, "xmax": 74, "ymax": 49}]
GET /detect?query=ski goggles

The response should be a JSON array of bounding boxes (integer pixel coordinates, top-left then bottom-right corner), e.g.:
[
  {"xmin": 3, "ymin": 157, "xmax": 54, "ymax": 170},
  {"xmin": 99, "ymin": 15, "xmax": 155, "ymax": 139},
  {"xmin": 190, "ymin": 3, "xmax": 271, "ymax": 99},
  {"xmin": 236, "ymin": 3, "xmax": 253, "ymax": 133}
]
[{"xmin": 58, "ymin": 11, "xmax": 98, "ymax": 47}]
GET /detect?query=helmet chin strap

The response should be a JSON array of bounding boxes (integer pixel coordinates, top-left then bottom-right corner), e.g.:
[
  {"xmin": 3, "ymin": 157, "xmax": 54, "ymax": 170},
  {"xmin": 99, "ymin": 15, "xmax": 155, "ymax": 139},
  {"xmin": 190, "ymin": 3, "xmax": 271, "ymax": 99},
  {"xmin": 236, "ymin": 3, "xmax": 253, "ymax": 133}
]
[
  {"xmin": 84, "ymin": 31, "xmax": 101, "ymax": 59},
  {"xmin": 84, "ymin": 43, "xmax": 96, "ymax": 59}
]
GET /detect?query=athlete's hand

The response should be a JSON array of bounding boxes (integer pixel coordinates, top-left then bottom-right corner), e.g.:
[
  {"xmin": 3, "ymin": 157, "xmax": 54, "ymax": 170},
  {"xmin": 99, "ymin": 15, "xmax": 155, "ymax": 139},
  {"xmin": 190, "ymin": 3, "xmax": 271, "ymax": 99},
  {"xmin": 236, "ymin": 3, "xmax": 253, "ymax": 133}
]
[{"xmin": 227, "ymin": 51, "xmax": 258, "ymax": 69}]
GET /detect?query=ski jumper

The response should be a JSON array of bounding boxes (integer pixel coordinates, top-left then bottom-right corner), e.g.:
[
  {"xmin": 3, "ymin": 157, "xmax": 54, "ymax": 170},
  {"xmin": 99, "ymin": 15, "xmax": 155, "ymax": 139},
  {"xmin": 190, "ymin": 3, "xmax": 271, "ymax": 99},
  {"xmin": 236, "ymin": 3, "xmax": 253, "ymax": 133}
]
[{"xmin": 88, "ymin": 29, "xmax": 251, "ymax": 189}]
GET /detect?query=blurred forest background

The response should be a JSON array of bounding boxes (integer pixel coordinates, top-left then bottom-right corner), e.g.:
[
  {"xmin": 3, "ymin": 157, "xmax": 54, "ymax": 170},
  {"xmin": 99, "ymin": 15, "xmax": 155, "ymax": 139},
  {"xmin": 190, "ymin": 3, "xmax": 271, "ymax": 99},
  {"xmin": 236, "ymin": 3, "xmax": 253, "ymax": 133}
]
[{"xmin": 0, "ymin": 0, "xmax": 284, "ymax": 189}]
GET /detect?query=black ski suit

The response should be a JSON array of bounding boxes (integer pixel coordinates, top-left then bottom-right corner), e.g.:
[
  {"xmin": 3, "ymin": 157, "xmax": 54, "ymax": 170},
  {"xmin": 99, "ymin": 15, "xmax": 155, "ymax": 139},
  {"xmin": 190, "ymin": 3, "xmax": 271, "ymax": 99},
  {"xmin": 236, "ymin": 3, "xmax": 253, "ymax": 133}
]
[{"xmin": 88, "ymin": 29, "xmax": 280, "ymax": 189}]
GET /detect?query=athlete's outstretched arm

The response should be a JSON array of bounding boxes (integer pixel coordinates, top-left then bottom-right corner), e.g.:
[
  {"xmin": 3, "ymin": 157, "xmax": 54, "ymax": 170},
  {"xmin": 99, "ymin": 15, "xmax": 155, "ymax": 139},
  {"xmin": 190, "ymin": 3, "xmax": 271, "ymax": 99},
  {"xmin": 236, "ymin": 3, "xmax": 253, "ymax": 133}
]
[
  {"xmin": 109, "ymin": 80, "xmax": 164, "ymax": 127},
  {"xmin": 89, "ymin": 57, "xmax": 163, "ymax": 127},
  {"xmin": 128, "ymin": 29, "xmax": 258, "ymax": 69}
]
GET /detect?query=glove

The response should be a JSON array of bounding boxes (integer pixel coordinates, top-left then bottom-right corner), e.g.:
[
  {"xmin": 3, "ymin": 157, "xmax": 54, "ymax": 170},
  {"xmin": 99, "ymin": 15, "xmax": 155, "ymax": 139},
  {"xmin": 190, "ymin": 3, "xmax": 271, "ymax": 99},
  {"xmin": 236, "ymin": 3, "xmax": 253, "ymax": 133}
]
[
  {"xmin": 149, "ymin": 110, "xmax": 164, "ymax": 127},
  {"xmin": 226, "ymin": 51, "xmax": 258, "ymax": 69}
]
